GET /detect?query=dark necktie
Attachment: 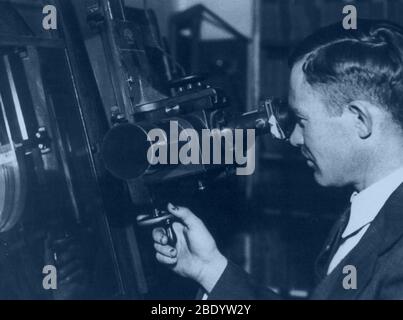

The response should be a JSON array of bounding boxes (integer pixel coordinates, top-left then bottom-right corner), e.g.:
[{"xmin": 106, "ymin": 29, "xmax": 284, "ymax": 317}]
[
  {"xmin": 316, "ymin": 204, "xmax": 373, "ymax": 281},
  {"xmin": 315, "ymin": 207, "xmax": 350, "ymax": 280},
  {"xmin": 326, "ymin": 210, "xmax": 371, "ymax": 274},
  {"xmin": 325, "ymin": 210, "xmax": 350, "ymax": 268}
]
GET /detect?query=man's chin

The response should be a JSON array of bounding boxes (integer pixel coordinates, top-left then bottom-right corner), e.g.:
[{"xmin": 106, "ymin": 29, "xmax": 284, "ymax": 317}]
[
  {"xmin": 313, "ymin": 171, "xmax": 330, "ymax": 187},
  {"xmin": 313, "ymin": 172, "xmax": 341, "ymax": 188}
]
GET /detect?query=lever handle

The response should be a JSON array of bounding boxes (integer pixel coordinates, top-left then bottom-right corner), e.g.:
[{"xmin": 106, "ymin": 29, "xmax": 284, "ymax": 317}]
[
  {"xmin": 136, "ymin": 211, "xmax": 177, "ymax": 246},
  {"xmin": 164, "ymin": 218, "xmax": 177, "ymax": 246}
]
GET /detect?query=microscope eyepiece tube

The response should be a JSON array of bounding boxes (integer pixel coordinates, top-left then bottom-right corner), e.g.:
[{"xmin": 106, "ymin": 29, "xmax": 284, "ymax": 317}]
[{"xmin": 101, "ymin": 98, "xmax": 294, "ymax": 180}]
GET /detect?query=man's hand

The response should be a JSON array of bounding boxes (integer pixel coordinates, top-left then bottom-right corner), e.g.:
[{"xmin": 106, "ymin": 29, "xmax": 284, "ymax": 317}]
[{"xmin": 152, "ymin": 203, "xmax": 228, "ymax": 293}]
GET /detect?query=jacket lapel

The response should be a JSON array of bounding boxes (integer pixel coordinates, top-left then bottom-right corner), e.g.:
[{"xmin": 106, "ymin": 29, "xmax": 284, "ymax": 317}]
[
  {"xmin": 314, "ymin": 207, "xmax": 349, "ymax": 282},
  {"xmin": 311, "ymin": 221, "xmax": 381, "ymax": 299},
  {"xmin": 311, "ymin": 182, "xmax": 403, "ymax": 299}
]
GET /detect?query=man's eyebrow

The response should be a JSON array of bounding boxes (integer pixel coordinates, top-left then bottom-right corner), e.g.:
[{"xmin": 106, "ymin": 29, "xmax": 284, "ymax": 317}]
[{"xmin": 287, "ymin": 97, "xmax": 305, "ymax": 116}]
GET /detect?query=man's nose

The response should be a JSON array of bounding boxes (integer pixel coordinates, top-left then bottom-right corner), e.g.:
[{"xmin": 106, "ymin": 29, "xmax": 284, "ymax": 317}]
[{"xmin": 289, "ymin": 125, "xmax": 303, "ymax": 147}]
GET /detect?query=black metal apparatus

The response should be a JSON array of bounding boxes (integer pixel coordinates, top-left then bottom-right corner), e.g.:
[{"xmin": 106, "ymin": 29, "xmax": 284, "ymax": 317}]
[
  {"xmin": 101, "ymin": 70, "xmax": 294, "ymax": 246},
  {"xmin": 102, "ymin": 76, "xmax": 293, "ymax": 182},
  {"xmin": 0, "ymin": 0, "xmax": 296, "ymax": 298},
  {"xmin": 0, "ymin": 0, "xmax": 155, "ymax": 299},
  {"xmin": 85, "ymin": 0, "xmax": 294, "ymax": 249}
]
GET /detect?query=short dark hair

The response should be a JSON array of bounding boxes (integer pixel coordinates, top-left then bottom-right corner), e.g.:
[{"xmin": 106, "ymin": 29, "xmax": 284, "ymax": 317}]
[{"xmin": 289, "ymin": 19, "xmax": 403, "ymax": 127}]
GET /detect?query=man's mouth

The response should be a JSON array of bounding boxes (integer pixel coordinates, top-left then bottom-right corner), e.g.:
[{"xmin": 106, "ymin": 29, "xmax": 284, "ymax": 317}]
[
  {"xmin": 301, "ymin": 150, "xmax": 315, "ymax": 168},
  {"xmin": 306, "ymin": 159, "xmax": 315, "ymax": 168}
]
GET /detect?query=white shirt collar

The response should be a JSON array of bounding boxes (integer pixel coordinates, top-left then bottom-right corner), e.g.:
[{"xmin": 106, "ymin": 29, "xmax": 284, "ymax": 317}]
[{"xmin": 342, "ymin": 167, "xmax": 403, "ymax": 238}]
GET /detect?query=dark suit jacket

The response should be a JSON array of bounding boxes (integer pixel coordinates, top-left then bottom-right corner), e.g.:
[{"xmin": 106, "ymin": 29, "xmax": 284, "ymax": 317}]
[{"xmin": 206, "ymin": 183, "xmax": 403, "ymax": 300}]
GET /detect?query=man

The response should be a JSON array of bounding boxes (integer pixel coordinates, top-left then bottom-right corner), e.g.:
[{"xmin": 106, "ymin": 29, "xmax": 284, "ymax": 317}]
[{"xmin": 152, "ymin": 19, "xmax": 403, "ymax": 299}]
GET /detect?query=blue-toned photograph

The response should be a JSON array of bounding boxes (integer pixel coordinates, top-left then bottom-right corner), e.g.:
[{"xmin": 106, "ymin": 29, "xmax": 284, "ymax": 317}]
[{"xmin": 0, "ymin": 0, "xmax": 403, "ymax": 303}]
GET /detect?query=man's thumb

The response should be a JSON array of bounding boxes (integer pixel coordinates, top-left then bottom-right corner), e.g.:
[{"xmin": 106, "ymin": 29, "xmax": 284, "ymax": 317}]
[{"xmin": 167, "ymin": 203, "xmax": 199, "ymax": 227}]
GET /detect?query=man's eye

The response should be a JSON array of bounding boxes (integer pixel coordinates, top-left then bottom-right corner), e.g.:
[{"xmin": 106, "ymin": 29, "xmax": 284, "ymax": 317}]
[{"xmin": 296, "ymin": 117, "xmax": 305, "ymax": 128}]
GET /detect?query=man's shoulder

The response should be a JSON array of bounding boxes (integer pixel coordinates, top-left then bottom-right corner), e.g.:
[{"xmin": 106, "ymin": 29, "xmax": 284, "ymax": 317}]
[{"xmin": 374, "ymin": 182, "xmax": 403, "ymax": 253}]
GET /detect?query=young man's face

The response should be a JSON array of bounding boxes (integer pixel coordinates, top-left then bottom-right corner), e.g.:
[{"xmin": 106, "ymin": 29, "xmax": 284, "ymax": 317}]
[{"xmin": 288, "ymin": 60, "xmax": 360, "ymax": 187}]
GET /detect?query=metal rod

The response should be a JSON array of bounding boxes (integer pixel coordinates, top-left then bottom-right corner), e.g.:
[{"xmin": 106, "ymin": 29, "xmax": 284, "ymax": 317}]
[
  {"xmin": 245, "ymin": 0, "xmax": 261, "ymax": 200},
  {"xmin": 4, "ymin": 55, "xmax": 28, "ymax": 141}
]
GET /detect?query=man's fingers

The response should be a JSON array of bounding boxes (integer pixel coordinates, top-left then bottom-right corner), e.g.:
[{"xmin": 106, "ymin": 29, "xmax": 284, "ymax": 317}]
[
  {"xmin": 152, "ymin": 227, "xmax": 168, "ymax": 244},
  {"xmin": 156, "ymin": 252, "xmax": 177, "ymax": 265},
  {"xmin": 154, "ymin": 243, "xmax": 177, "ymax": 258},
  {"xmin": 167, "ymin": 203, "xmax": 200, "ymax": 227},
  {"xmin": 172, "ymin": 221, "xmax": 185, "ymax": 237}
]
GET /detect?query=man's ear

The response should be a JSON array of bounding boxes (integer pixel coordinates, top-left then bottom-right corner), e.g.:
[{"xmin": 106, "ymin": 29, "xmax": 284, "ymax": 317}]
[{"xmin": 346, "ymin": 101, "xmax": 373, "ymax": 139}]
